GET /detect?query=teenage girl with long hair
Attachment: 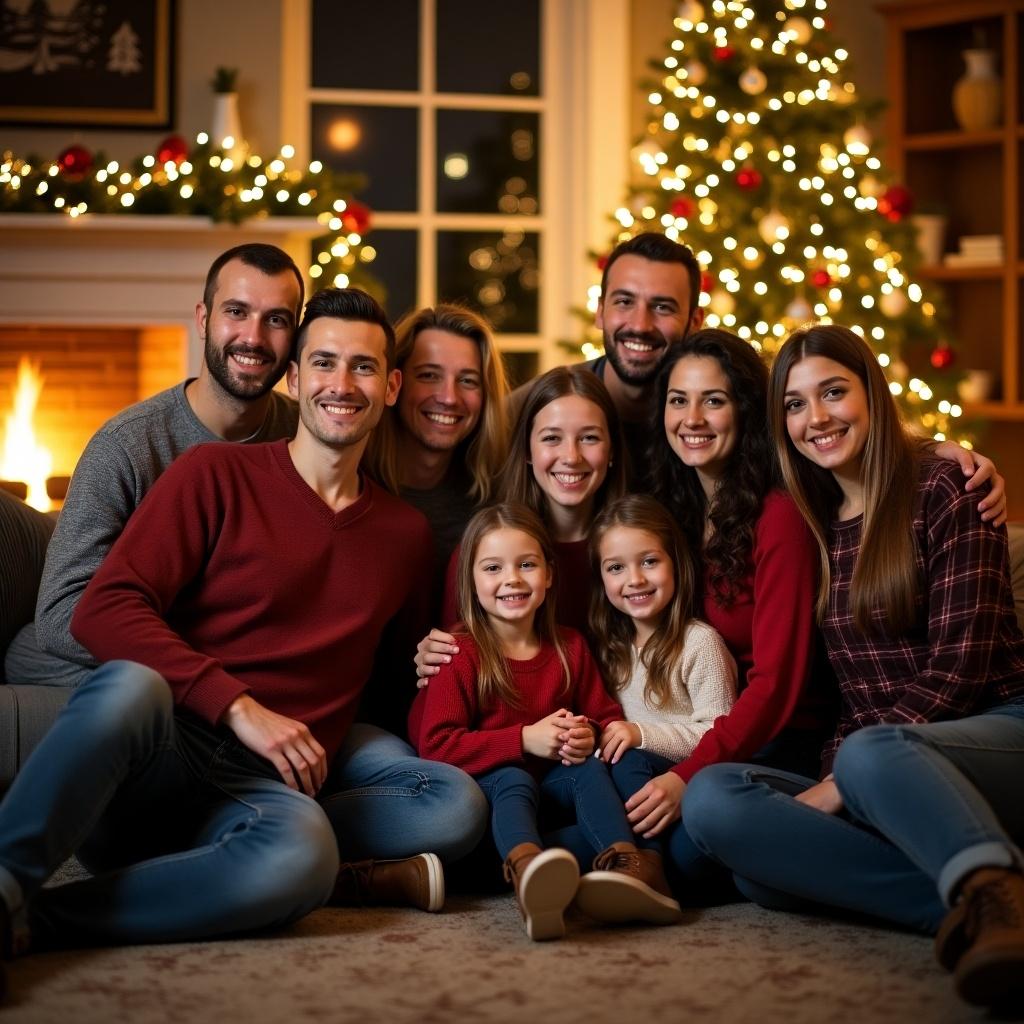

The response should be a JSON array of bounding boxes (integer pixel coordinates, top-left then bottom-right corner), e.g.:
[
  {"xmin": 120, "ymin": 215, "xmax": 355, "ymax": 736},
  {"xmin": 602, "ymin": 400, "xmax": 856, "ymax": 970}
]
[
  {"xmin": 683, "ymin": 324, "xmax": 1024, "ymax": 1008},
  {"xmin": 410, "ymin": 503, "xmax": 681, "ymax": 940}
]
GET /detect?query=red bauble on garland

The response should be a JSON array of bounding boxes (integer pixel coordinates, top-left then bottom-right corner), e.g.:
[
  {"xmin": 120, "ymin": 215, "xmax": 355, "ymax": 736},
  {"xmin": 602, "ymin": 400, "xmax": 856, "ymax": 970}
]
[
  {"xmin": 156, "ymin": 134, "xmax": 189, "ymax": 165},
  {"xmin": 57, "ymin": 144, "xmax": 93, "ymax": 181},
  {"xmin": 596, "ymin": 254, "xmax": 609, "ymax": 271},
  {"xmin": 670, "ymin": 196, "xmax": 695, "ymax": 219},
  {"xmin": 700, "ymin": 270, "xmax": 715, "ymax": 294},
  {"xmin": 810, "ymin": 268, "xmax": 832, "ymax": 288},
  {"xmin": 877, "ymin": 184, "xmax": 914, "ymax": 222},
  {"xmin": 736, "ymin": 166, "xmax": 763, "ymax": 190},
  {"xmin": 340, "ymin": 199, "xmax": 372, "ymax": 235},
  {"xmin": 929, "ymin": 342, "xmax": 956, "ymax": 370},
  {"xmin": 713, "ymin": 46, "xmax": 735, "ymax": 62}
]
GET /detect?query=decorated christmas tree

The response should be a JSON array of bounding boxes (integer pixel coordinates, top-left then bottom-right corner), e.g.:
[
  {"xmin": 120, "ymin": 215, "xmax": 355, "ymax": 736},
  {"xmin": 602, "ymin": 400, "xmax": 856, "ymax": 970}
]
[{"xmin": 584, "ymin": 0, "xmax": 966, "ymax": 442}]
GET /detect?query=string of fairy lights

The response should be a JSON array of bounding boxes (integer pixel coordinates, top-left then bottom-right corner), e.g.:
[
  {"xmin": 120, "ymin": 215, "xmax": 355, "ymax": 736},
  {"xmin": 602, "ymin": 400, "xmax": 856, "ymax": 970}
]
[
  {"xmin": 583, "ymin": 0, "xmax": 966, "ymax": 444},
  {"xmin": 0, "ymin": 133, "xmax": 381, "ymax": 300}
]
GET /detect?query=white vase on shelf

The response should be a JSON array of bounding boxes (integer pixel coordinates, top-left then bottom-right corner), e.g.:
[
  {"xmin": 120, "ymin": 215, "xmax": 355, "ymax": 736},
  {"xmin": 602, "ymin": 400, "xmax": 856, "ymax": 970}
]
[
  {"xmin": 911, "ymin": 213, "xmax": 947, "ymax": 266},
  {"xmin": 211, "ymin": 92, "xmax": 245, "ymax": 163},
  {"xmin": 952, "ymin": 49, "xmax": 1002, "ymax": 131}
]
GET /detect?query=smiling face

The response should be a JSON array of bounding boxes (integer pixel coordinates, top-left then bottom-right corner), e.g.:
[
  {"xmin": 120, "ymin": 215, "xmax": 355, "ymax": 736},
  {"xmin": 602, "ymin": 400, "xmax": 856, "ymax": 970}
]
[
  {"xmin": 397, "ymin": 328, "xmax": 484, "ymax": 455},
  {"xmin": 528, "ymin": 395, "xmax": 612, "ymax": 517},
  {"xmin": 472, "ymin": 526, "xmax": 552, "ymax": 628},
  {"xmin": 287, "ymin": 317, "xmax": 400, "ymax": 452},
  {"xmin": 663, "ymin": 355, "xmax": 739, "ymax": 493},
  {"xmin": 595, "ymin": 254, "xmax": 702, "ymax": 386},
  {"xmin": 783, "ymin": 355, "xmax": 870, "ymax": 482},
  {"xmin": 598, "ymin": 525, "xmax": 676, "ymax": 644},
  {"xmin": 197, "ymin": 259, "xmax": 300, "ymax": 400}
]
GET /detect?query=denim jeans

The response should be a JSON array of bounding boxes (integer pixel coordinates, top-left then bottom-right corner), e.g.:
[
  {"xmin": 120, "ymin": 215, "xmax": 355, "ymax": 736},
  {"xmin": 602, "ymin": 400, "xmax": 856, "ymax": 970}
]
[
  {"xmin": 0, "ymin": 661, "xmax": 339, "ymax": 946},
  {"xmin": 319, "ymin": 723, "xmax": 487, "ymax": 863},
  {"xmin": 477, "ymin": 757, "xmax": 634, "ymax": 861},
  {"xmin": 682, "ymin": 702, "xmax": 1024, "ymax": 933}
]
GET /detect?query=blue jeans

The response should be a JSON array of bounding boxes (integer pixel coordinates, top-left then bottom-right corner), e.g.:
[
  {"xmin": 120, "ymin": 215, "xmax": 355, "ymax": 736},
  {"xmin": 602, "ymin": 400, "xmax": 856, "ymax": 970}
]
[
  {"xmin": 319, "ymin": 723, "xmax": 487, "ymax": 863},
  {"xmin": 683, "ymin": 702, "xmax": 1024, "ymax": 933},
  {"xmin": 477, "ymin": 757, "xmax": 634, "ymax": 861}
]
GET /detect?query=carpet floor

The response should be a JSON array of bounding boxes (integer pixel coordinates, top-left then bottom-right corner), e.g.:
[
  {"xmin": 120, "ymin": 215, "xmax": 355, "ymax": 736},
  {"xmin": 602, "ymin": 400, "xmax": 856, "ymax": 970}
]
[{"xmin": 2, "ymin": 894, "xmax": 1010, "ymax": 1024}]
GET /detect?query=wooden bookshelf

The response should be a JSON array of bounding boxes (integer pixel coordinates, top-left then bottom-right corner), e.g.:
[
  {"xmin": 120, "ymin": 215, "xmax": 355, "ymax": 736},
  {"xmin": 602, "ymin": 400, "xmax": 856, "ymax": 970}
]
[{"xmin": 880, "ymin": 0, "xmax": 1024, "ymax": 515}]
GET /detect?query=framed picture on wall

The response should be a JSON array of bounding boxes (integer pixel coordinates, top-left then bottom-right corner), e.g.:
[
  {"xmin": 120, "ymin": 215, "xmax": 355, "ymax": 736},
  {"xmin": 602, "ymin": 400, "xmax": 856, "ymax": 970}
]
[{"xmin": 0, "ymin": 0, "xmax": 174, "ymax": 128}]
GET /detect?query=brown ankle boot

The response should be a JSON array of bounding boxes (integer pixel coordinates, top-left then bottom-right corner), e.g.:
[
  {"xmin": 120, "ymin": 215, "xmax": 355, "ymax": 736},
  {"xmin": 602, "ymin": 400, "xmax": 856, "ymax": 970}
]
[
  {"xmin": 575, "ymin": 842, "xmax": 682, "ymax": 925},
  {"xmin": 330, "ymin": 853, "xmax": 444, "ymax": 913},
  {"xmin": 951, "ymin": 867, "xmax": 1024, "ymax": 1006},
  {"xmin": 502, "ymin": 843, "xmax": 579, "ymax": 941}
]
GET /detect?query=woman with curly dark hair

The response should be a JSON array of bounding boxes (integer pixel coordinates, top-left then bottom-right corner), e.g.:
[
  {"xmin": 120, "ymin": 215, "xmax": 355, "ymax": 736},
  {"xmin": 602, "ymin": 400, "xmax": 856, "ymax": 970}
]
[{"xmin": 618, "ymin": 329, "xmax": 835, "ymax": 890}]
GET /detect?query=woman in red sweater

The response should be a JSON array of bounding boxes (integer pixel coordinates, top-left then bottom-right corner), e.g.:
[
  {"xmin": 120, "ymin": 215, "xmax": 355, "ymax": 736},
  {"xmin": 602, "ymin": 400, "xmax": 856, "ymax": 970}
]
[{"xmin": 411, "ymin": 502, "xmax": 681, "ymax": 940}]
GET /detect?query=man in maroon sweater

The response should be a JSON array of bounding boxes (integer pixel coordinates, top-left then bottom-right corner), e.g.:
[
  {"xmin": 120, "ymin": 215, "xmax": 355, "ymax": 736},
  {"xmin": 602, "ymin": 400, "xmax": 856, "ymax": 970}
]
[{"xmin": 0, "ymin": 289, "xmax": 486, "ymax": 985}]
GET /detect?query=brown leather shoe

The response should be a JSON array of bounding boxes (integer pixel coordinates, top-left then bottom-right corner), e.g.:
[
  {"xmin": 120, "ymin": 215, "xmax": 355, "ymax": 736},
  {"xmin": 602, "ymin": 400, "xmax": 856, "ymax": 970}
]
[
  {"xmin": 575, "ymin": 842, "xmax": 682, "ymax": 925},
  {"xmin": 502, "ymin": 842, "xmax": 579, "ymax": 941},
  {"xmin": 952, "ymin": 867, "xmax": 1024, "ymax": 1006},
  {"xmin": 934, "ymin": 898, "xmax": 968, "ymax": 972},
  {"xmin": 329, "ymin": 853, "xmax": 444, "ymax": 913}
]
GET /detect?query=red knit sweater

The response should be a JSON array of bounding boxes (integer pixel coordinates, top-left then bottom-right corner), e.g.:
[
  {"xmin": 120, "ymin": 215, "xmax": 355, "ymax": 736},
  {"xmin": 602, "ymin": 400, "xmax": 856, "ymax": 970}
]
[
  {"xmin": 672, "ymin": 490, "xmax": 824, "ymax": 783},
  {"xmin": 72, "ymin": 439, "xmax": 433, "ymax": 761},
  {"xmin": 410, "ymin": 627, "xmax": 622, "ymax": 776}
]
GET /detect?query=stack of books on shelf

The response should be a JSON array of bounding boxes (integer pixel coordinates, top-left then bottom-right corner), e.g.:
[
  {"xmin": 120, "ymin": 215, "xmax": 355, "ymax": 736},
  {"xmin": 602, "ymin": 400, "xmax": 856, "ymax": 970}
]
[{"xmin": 943, "ymin": 235, "xmax": 1004, "ymax": 267}]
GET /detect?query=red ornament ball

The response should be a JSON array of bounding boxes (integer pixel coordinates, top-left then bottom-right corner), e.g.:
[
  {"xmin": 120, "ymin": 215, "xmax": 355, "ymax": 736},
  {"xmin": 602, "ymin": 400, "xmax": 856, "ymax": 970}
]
[
  {"xmin": 156, "ymin": 134, "xmax": 189, "ymax": 165},
  {"xmin": 670, "ymin": 196, "xmax": 695, "ymax": 219},
  {"xmin": 877, "ymin": 184, "xmax": 914, "ymax": 223},
  {"xmin": 713, "ymin": 46, "xmax": 735, "ymax": 62},
  {"xmin": 929, "ymin": 343, "xmax": 956, "ymax": 370},
  {"xmin": 811, "ymin": 268, "xmax": 832, "ymax": 288},
  {"xmin": 340, "ymin": 200, "xmax": 372, "ymax": 235},
  {"xmin": 596, "ymin": 254, "xmax": 609, "ymax": 271},
  {"xmin": 56, "ymin": 144, "xmax": 93, "ymax": 181},
  {"xmin": 700, "ymin": 270, "xmax": 715, "ymax": 294},
  {"xmin": 736, "ymin": 166, "xmax": 763, "ymax": 191}
]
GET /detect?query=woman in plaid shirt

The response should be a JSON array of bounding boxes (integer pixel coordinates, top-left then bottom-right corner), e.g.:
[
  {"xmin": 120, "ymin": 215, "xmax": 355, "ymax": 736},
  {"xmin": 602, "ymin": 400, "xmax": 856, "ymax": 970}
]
[{"xmin": 683, "ymin": 324, "xmax": 1024, "ymax": 1009}]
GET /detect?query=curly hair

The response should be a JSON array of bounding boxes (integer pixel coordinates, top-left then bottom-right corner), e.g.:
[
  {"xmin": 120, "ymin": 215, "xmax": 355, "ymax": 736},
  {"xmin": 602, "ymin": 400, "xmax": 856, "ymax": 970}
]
[{"xmin": 646, "ymin": 329, "xmax": 778, "ymax": 605}]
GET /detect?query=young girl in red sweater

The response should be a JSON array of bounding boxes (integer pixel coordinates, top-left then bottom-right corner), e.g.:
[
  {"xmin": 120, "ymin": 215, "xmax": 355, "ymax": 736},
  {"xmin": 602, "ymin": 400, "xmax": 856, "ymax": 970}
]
[{"xmin": 411, "ymin": 502, "xmax": 681, "ymax": 940}]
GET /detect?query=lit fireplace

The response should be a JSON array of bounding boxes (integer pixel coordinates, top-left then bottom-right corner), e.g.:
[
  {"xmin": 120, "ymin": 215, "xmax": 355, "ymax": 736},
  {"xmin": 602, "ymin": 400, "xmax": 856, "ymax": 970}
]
[{"xmin": 1, "ymin": 358, "xmax": 53, "ymax": 513}]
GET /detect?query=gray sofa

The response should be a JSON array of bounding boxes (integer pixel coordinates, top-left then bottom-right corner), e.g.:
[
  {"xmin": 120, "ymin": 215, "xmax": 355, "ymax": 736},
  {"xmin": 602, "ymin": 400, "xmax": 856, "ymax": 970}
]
[{"xmin": 3, "ymin": 485, "xmax": 1024, "ymax": 790}]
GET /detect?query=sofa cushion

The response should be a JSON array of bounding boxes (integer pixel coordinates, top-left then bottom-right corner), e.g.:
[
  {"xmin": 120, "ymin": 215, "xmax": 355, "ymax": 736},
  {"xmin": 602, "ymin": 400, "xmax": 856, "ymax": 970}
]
[{"xmin": 0, "ymin": 489, "xmax": 55, "ymax": 683}]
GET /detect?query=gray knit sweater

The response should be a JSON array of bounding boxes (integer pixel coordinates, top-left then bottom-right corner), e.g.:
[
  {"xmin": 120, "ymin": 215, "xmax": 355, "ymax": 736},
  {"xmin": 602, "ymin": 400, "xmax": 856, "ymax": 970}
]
[{"xmin": 11, "ymin": 382, "xmax": 297, "ymax": 678}]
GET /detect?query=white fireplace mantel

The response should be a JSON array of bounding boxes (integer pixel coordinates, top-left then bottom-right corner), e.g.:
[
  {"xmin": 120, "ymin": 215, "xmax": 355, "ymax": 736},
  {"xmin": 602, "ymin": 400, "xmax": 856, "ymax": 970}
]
[{"xmin": 0, "ymin": 214, "xmax": 323, "ymax": 375}]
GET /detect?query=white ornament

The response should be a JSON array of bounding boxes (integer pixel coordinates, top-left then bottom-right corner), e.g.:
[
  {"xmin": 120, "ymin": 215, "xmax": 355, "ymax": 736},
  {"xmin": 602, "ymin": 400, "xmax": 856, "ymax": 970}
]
[
  {"xmin": 843, "ymin": 124, "xmax": 872, "ymax": 156},
  {"xmin": 709, "ymin": 289, "xmax": 736, "ymax": 316},
  {"xmin": 677, "ymin": 0, "xmax": 704, "ymax": 23},
  {"xmin": 879, "ymin": 289, "xmax": 909, "ymax": 317},
  {"xmin": 785, "ymin": 17, "xmax": 812, "ymax": 45},
  {"xmin": 785, "ymin": 296, "xmax": 814, "ymax": 322},
  {"xmin": 685, "ymin": 60, "xmax": 707, "ymax": 86},
  {"xmin": 739, "ymin": 66, "xmax": 767, "ymax": 95},
  {"xmin": 758, "ymin": 208, "xmax": 791, "ymax": 244}
]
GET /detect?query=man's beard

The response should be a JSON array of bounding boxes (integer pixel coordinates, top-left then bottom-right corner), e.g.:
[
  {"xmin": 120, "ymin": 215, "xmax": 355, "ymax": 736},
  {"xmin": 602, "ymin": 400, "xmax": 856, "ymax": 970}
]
[
  {"xmin": 204, "ymin": 333, "xmax": 286, "ymax": 400},
  {"xmin": 603, "ymin": 328, "xmax": 671, "ymax": 386}
]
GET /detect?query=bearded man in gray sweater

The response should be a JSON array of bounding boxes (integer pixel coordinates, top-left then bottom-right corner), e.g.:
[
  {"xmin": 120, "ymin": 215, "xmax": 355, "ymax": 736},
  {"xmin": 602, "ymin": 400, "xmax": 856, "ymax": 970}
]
[{"xmin": 4, "ymin": 242, "xmax": 303, "ymax": 686}]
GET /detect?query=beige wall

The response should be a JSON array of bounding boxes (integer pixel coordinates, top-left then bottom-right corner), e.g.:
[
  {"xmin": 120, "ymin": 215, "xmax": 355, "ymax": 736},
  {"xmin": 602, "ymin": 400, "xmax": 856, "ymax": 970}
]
[{"xmin": 3, "ymin": 0, "xmax": 285, "ymax": 162}]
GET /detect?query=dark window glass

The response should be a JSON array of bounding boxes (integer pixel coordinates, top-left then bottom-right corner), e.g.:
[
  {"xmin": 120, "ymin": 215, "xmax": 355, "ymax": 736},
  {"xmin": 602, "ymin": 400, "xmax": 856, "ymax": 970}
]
[
  {"xmin": 501, "ymin": 352, "xmax": 540, "ymax": 391},
  {"xmin": 436, "ymin": 230, "xmax": 540, "ymax": 333},
  {"xmin": 311, "ymin": 104, "xmax": 418, "ymax": 212},
  {"xmin": 436, "ymin": 110, "xmax": 540, "ymax": 214},
  {"xmin": 311, "ymin": 0, "xmax": 419, "ymax": 90},
  {"xmin": 436, "ymin": 0, "xmax": 540, "ymax": 95},
  {"xmin": 365, "ymin": 230, "xmax": 419, "ymax": 322}
]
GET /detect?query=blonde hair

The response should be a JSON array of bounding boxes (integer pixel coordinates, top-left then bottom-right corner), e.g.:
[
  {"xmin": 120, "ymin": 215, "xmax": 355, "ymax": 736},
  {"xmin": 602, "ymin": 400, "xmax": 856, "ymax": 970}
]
[
  {"xmin": 365, "ymin": 304, "xmax": 509, "ymax": 502},
  {"xmin": 589, "ymin": 495, "xmax": 696, "ymax": 707},
  {"xmin": 456, "ymin": 503, "xmax": 570, "ymax": 709},
  {"xmin": 768, "ymin": 324, "xmax": 919, "ymax": 634}
]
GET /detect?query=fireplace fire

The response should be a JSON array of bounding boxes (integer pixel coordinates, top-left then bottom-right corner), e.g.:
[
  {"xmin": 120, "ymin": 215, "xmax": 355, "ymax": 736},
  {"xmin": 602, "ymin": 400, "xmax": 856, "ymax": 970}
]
[{"xmin": 0, "ymin": 357, "xmax": 53, "ymax": 513}]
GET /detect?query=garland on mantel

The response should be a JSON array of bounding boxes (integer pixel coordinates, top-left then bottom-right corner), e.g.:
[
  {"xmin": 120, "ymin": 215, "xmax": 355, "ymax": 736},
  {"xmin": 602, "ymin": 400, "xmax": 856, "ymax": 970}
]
[{"xmin": 0, "ymin": 133, "xmax": 381, "ymax": 298}]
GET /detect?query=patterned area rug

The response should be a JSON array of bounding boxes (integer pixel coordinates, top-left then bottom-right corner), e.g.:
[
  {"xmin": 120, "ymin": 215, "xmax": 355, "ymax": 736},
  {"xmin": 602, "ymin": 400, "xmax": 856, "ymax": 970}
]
[{"xmin": 3, "ymin": 894, "xmax": 988, "ymax": 1024}]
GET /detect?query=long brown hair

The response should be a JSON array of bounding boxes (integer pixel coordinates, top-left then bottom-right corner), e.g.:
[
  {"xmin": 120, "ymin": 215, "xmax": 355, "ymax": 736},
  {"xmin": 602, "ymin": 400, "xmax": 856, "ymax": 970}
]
[
  {"xmin": 588, "ymin": 495, "xmax": 697, "ymax": 708},
  {"xmin": 456, "ymin": 502, "xmax": 571, "ymax": 709},
  {"xmin": 498, "ymin": 366, "xmax": 627, "ymax": 523},
  {"xmin": 365, "ymin": 303, "xmax": 509, "ymax": 502},
  {"xmin": 767, "ymin": 324, "xmax": 919, "ymax": 634}
]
